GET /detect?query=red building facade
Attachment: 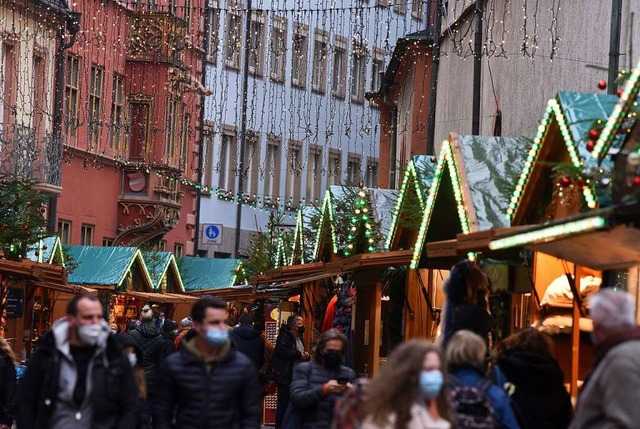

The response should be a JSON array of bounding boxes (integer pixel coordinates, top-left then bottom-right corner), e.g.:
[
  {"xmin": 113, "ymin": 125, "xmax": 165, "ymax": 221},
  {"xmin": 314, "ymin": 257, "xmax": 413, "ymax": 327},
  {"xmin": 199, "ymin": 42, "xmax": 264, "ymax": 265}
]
[{"xmin": 56, "ymin": 0, "xmax": 207, "ymax": 255}]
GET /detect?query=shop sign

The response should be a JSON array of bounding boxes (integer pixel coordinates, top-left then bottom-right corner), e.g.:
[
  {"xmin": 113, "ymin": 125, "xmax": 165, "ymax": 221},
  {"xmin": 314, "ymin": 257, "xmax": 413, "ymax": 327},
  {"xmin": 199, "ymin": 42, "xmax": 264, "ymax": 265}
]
[{"xmin": 6, "ymin": 288, "xmax": 24, "ymax": 318}]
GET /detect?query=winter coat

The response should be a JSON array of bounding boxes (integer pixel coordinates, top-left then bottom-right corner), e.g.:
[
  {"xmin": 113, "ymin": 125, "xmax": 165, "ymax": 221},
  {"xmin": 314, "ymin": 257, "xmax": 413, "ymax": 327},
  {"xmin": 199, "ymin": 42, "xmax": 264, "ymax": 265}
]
[
  {"xmin": 16, "ymin": 318, "xmax": 139, "ymax": 429},
  {"xmin": 231, "ymin": 324, "xmax": 265, "ymax": 371},
  {"xmin": 570, "ymin": 339, "xmax": 640, "ymax": 429},
  {"xmin": 442, "ymin": 303, "xmax": 493, "ymax": 347},
  {"xmin": 128, "ymin": 322, "xmax": 167, "ymax": 391},
  {"xmin": 494, "ymin": 350, "xmax": 572, "ymax": 429},
  {"xmin": 290, "ymin": 359, "xmax": 356, "ymax": 429},
  {"xmin": 361, "ymin": 403, "xmax": 451, "ymax": 429},
  {"xmin": 152, "ymin": 332, "xmax": 261, "ymax": 429},
  {"xmin": 0, "ymin": 349, "xmax": 16, "ymax": 426},
  {"xmin": 271, "ymin": 327, "xmax": 302, "ymax": 386},
  {"xmin": 160, "ymin": 330, "xmax": 177, "ymax": 354},
  {"xmin": 449, "ymin": 366, "xmax": 520, "ymax": 429}
]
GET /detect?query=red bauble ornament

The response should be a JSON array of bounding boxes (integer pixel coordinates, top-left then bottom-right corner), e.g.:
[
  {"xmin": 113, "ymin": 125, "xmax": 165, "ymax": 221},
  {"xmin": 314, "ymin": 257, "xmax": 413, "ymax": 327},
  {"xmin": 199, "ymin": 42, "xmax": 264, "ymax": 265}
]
[
  {"xmin": 597, "ymin": 80, "xmax": 607, "ymax": 90},
  {"xmin": 560, "ymin": 177, "xmax": 572, "ymax": 188},
  {"xmin": 576, "ymin": 178, "xmax": 585, "ymax": 190},
  {"xmin": 586, "ymin": 140, "xmax": 596, "ymax": 152},
  {"xmin": 335, "ymin": 207, "xmax": 341, "ymax": 213},
  {"xmin": 588, "ymin": 129, "xmax": 600, "ymax": 140},
  {"xmin": 617, "ymin": 88, "xmax": 624, "ymax": 97},
  {"xmin": 39, "ymin": 207, "xmax": 46, "ymax": 213},
  {"xmin": 42, "ymin": 245, "xmax": 48, "ymax": 250},
  {"xmin": 633, "ymin": 176, "xmax": 640, "ymax": 186},
  {"xmin": 22, "ymin": 225, "xmax": 29, "ymax": 231},
  {"xmin": 34, "ymin": 251, "xmax": 39, "ymax": 257}
]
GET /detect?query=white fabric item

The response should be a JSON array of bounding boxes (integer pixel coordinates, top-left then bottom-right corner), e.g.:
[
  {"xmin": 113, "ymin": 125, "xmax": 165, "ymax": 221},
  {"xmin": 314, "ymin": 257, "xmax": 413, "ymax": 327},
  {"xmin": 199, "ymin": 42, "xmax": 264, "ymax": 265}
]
[{"xmin": 541, "ymin": 275, "xmax": 602, "ymax": 308}]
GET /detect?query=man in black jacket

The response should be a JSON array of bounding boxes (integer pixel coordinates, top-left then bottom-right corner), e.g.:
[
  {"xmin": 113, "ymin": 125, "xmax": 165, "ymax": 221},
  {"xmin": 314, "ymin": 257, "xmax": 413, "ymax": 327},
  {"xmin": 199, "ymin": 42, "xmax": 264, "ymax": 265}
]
[
  {"xmin": 271, "ymin": 315, "xmax": 309, "ymax": 428},
  {"xmin": 16, "ymin": 294, "xmax": 138, "ymax": 429},
  {"xmin": 230, "ymin": 314, "xmax": 265, "ymax": 371},
  {"xmin": 153, "ymin": 297, "xmax": 260, "ymax": 429}
]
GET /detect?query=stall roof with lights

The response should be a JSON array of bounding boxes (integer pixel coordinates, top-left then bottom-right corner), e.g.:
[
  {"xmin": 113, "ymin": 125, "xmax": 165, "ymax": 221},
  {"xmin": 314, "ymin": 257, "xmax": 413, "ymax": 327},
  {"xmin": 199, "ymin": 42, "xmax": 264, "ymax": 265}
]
[
  {"xmin": 509, "ymin": 92, "xmax": 626, "ymax": 226},
  {"xmin": 142, "ymin": 251, "xmax": 185, "ymax": 292},
  {"xmin": 386, "ymin": 155, "xmax": 438, "ymax": 251},
  {"xmin": 26, "ymin": 236, "xmax": 64, "ymax": 265},
  {"xmin": 410, "ymin": 133, "xmax": 529, "ymax": 269},
  {"xmin": 489, "ymin": 202, "xmax": 640, "ymax": 270},
  {"xmin": 312, "ymin": 190, "xmax": 339, "ymax": 262},
  {"xmin": 179, "ymin": 257, "xmax": 245, "ymax": 292},
  {"xmin": 66, "ymin": 246, "xmax": 153, "ymax": 290}
]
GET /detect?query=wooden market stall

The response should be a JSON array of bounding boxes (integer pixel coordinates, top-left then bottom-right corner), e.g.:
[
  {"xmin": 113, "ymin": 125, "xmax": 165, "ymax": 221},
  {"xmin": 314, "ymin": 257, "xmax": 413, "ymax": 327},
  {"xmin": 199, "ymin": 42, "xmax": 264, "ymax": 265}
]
[{"xmin": 142, "ymin": 251, "xmax": 193, "ymax": 322}]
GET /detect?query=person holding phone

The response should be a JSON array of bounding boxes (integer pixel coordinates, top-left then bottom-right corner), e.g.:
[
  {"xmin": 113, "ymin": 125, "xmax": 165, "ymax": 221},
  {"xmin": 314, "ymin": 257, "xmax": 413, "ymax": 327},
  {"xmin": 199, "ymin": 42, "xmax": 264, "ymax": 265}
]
[{"xmin": 289, "ymin": 329, "xmax": 356, "ymax": 429}]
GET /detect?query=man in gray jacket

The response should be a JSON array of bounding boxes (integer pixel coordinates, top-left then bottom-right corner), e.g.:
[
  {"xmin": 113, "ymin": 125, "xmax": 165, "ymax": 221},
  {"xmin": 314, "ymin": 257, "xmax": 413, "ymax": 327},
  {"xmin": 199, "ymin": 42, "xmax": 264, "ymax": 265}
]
[{"xmin": 571, "ymin": 288, "xmax": 640, "ymax": 429}]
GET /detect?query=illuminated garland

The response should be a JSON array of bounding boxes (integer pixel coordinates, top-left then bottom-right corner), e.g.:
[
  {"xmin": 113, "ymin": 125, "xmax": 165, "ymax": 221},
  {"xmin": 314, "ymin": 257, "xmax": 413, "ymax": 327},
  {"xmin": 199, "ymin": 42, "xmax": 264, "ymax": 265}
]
[
  {"xmin": 290, "ymin": 209, "xmax": 306, "ymax": 265},
  {"xmin": 507, "ymin": 97, "xmax": 598, "ymax": 222},
  {"xmin": 489, "ymin": 216, "xmax": 607, "ymax": 250},
  {"xmin": 410, "ymin": 141, "xmax": 471, "ymax": 269},
  {"xmin": 312, "ymin": 190, "xmax": 338, "ymax": 261},
  {"xmin": 343, "ymin": 188, "xmax": 376, "ymax": 256},
  {"xmin": 591, "ymin": 60, "xmax": 640, "ymax": 161}
]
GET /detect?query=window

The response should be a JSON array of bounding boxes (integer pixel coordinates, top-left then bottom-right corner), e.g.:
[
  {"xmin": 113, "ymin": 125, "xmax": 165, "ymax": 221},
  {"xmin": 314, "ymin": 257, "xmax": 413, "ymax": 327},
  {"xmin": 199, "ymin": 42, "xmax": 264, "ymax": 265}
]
[
  {"xmin": 64, "ymin": 54, "xmax": 80, "ymax": 140},
  {"xmin": 158, "ymin": 240, "xmax": 167, "ymax": 251},
  {"xmin": 206, "ymin": 1, "xmax": 220, "ymax": 62},
  {"xmin": 331, "ymin": 36, "xmax": 347, "ymax": 99},
  {"xmin": 346, "ymin": 154, "xmax": 362, "ymax": 185},
  {"xmin": 217, "ymin": 127, "xmax": 237, "ymax": 192},
  {"xmin": 264, "ymin": 135, "xmax": 281, "ymax": 198},
  {"xmin": 248, "ymin": 12, "xmax": 266, "ymax": 76},
  {"xmin": 371, "ymin": 48, "xmax": 385, "ymax": 92},
  {"xmin": 291, "ymin": 23, "xmax": 309, "ymax": 88},
  {"xmin": 285, "ymin": 141, "xmax": 302, "ymax": 207},
  {"xmin": 377, "ymin": 0, "xmax": 389, "ymax": 6},
  {"xmin": 165, "ymin": 98, "xmax": 180, "ymax": 161},
  {"xmin": 102, "ymin": 238, "xmax": 114, "ymax": 246},
  {"xmin": 306, "ymin": 145, "xmax": 323, "ymax": 203},
  {"xmin": 365, "ymin": 158, "xmax": 379, "ymax": 188},
  {"xmin": 32, "ymin": 51, "xmax": 47, "ymax": 141},
  {"xmin": 58, "ymin": 220, "xmax": 71, "ymax": 244},
  {"xmin": 214, "ymin": 251, "xmax": 231, "ymax": 258},
  {"xmin": 202, "ymin": 122, "xmax": 214, "ymax": 191},
  {"xmin": 327, "ymin": 149, "xmax": 342, "ymax": 187},
  {"xmin": 88, "ymin": 65, "xmax": 104, "ymax": 150},
  {"xmin": 312, "ymin": 30, "xmax": 329, "ymax": 94},
  {"xmin": 110, "ymin": 75, "xmax": 125, "ymax": 150},
  {"xmin": 80, "ymin": 224, "xmax": 95, "ymax": 245},
  {"xmin": 174, "ymin": 243, "xmax": 184, "ymax": 257},
  {"xmin": 351, "ymin": 43, "xmax": 366, "ymax": 103},
  {"xmin": 269, "ymin": 17, "xmax": 287, "ymax": 82},
  {"xmin": 128, "ymin": 99, "xmax": 151, "ymax": 160},
  {"xmin": 184, "ymin": 0, "xmax": 191, "ymax": 28},
  {"xmin": 1, "ymin": 41, "xmax": 17, "ymax": 133},
  {"xmin": 224, "ymin": 5, "xmax": 243, "ymax": 70},
  {"xmin": 180, "ymin": 112, "xmax": 190, "ymax": 171},
  {"xmin": 411, "ymin": 0, "xmax": 424, "ymax": 19},
  {"xmin": 393, "ymin": 0, "xmax": 406, "ymax": 14},
  {"xmin": 242, "ymin": 131, "xmax": 260, "ymax": 196}
]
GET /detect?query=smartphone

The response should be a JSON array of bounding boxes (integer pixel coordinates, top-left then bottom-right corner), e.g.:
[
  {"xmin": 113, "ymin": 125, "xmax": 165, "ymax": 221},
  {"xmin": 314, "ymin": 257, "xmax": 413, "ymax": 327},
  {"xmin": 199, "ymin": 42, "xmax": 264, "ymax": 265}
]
[{"xmin": 337, "ymin": 377, "xmax": 348, "ymax": 385}]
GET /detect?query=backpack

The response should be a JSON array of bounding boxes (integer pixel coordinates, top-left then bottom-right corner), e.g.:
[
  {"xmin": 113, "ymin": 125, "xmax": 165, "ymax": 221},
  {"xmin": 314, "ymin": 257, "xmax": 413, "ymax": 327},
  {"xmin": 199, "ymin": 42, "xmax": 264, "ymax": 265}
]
[{"xmin": 448, "ymin": 375, "xmax": 498, "ymax": 429}]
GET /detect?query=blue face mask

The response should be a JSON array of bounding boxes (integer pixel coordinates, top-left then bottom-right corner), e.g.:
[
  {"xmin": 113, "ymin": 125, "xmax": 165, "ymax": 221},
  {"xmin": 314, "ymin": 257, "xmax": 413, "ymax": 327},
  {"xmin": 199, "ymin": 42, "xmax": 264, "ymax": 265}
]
[
  {"xmin": 205, "ymin": 327, "xmax": 229, "ymax": 346},
  {"xmin": 419, "ymin": 370, "xmax": 444, "ymax": 399}
]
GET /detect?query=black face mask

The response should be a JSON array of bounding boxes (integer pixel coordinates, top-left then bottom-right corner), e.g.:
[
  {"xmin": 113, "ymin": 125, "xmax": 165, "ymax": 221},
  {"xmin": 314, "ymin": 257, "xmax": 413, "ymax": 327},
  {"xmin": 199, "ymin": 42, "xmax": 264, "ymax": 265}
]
[
  {"xmin": 323, "ymin": 350, "xmax": 342, "ymax": 369},
  {"xmin": 298, "ymin": 326, "xmax": 305, "ymax": 335}
]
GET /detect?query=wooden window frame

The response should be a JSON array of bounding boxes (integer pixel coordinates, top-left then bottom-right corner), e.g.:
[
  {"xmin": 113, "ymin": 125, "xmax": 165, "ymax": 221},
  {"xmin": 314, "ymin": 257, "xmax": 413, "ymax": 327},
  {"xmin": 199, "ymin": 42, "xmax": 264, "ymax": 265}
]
[
  {"xmin": 285, "ymin": 140, "xmax": 302, "ymax": 207},
  {"xmin": 306, "ymin": 144, "xmax": 323, "ymax": 203},
  {"xmin": 269, "ymin": 16, "xmax": 287, "ymax": 83},
  {"xmin": 110, "ymin": 74, "xmax": 125, "ymax": 151},
  {"xmin": 311, "ymin": 29, "xmax": 329, "ymax": 95},
  {"xmin": 64, "ymin": 53, "xmax": 80, "ymax": 141},
  {"xmin": 331, "ymin": 35, "xmax": 347, "ymax": 99},
  {"xmin": 365, "ymin": 157, "xmax": 379, "ymax": 188},
  {"xmin": 326, "ymin": 148, "xmax": 342, "ymax": 188},
  {"xmin": 248, "ymin": 11, "xmax": 266, "ymax": 77},
  {"xmin": 206, "ymin": 0, "xmax": 220, "ymax": 63},
  {"xmin": 80, "ymin": 224, "xmax": 95, "ymax": 246},
  {"xmin": 217, "ymin": 125, "xmax": 237, "ymax": 194},
  {"xmin": 291, "ymin": 22, "xmax": 309, "ymax": 89},
  {"xmin": 350, "ymin": 42, "xmax": 367, "ymax": 104},
  {"xmin": 264, "ymin": 134, "xmax": 281, "ymax": 199},
  {"xmin": 58, "ymin": 220, "xmax": 72, "ymax": 244},
  {"xmin": 224, "ymin": 3, "xmax": 243, "ymax": 71},
  {"xmin": 346, "ymin": 153, "xmax": 362, "ymax": 185},
  {"xmin": 243, "ymin": 130, "xmax": 261, "ymax": 197}
]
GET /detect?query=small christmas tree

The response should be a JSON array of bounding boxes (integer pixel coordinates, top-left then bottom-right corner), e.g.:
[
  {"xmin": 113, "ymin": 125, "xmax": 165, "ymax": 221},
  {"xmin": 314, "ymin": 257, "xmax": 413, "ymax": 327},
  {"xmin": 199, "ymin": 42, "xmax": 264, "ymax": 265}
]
[
  {"xmin": 0, "ymin": 175, "xmax": 49, "ymax": 261},
  {"xmin": 344, "ymin": 186, "xmax": 377, "ymax": 257}
]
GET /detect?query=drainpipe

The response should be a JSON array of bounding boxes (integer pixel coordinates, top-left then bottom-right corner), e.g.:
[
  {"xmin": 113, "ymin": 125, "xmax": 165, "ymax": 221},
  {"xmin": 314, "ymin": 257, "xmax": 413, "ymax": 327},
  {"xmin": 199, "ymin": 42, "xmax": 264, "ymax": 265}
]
[
  {"xmin": 194, "ymin": 0, "xmax": 212, "ymax": 256},
  {"xmin": 48, "ymin": 10, "xmax": 81, "ymax": 233},
  {"xmin": 383, "ymin": 95, "xmax": 398, "ymax": 189},
  {"xmin": 608, "ymin": 0, "xmax": 622, "ymax": 94},
  {"xmin": 471, "ymin": 0, "xmax": 483, "ymax": 135},
  {"xmin": 426, "ymin": 0, "xmax": 442, "ymax": 154}
]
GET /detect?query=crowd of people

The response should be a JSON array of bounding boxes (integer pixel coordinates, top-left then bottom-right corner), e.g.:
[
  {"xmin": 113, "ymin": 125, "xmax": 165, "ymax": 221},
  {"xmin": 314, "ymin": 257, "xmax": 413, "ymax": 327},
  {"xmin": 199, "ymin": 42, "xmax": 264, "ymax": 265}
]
[{"xmin": 0, "ymin": 260, "xmax": 637, "ymax": 428}]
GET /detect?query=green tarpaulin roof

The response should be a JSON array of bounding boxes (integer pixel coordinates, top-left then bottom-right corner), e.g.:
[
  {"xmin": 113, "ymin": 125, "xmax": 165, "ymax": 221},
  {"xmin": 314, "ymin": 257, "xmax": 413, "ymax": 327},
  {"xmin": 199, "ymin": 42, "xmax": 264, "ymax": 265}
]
[
  {"xmin": 142, "ymin": 251, "xmax": 184, "ymax": 291},
  {"xmin": 178, "ymin": 257, "xmax": 242, "ymax": 291},
  {"xmin": 457, "ymin": 135, "xmax": 530, "ymax": 230},
  {"xmin": 26, "ymin": 236, "xmax": 63, "ymax": 264},
  {"xmin": 67, "ymin": 246, "xmax": 150, "ymax": 288}
]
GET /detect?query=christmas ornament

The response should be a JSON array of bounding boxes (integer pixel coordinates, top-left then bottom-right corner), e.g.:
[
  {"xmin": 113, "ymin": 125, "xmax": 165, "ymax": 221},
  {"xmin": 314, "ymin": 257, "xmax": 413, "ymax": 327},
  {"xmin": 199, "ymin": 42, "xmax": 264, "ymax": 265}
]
[
  {"xmin": 617, "ymin": 88, "xmax": 624, "ymax": 97},
  {"xmin": 597, "ymin": 80, "xmax": 607, "ymax": 90},
  {"xmin": 588, "ymin": 129, "xmax": 600, "ymax": 140},
  {"xmin": 633, "ymin": 176, "xmax": 640, "ymax": 187},
  {"xmin": 576, "ymin": 178, "xmax": 584, "ymax": 190},
  {"xmin": 560, "ymin": 177, "xmax": 571, "ymax": 188},
  {"xmin": 586, "ymin": 141, "xmax": 596, "ymax": 152}
]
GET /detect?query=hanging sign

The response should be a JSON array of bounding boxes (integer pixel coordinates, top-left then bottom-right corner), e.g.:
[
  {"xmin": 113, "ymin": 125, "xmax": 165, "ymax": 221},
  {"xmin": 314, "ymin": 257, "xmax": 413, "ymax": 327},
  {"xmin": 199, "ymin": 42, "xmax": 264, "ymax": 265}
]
[{"xmin": 6, "ymin": 288, "xmax": 24, "ymax": 318}]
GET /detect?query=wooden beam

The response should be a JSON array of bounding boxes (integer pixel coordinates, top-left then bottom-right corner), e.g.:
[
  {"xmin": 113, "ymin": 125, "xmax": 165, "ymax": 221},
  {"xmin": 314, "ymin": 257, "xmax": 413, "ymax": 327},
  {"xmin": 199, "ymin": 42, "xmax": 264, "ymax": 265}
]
[{"xmin": 368, "ymin": 281, "xmax": 382, "ymax": 377}]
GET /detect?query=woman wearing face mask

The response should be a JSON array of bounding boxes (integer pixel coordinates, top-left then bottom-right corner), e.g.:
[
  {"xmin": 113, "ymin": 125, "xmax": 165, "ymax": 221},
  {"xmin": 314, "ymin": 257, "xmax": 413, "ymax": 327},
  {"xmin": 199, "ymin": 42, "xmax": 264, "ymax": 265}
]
[
  {"xmin": 116, "ymin": 335, "xmax": 148, "ymax": 429},
  {"xmin": 359, "ymin": 340, "xmax": 451, "ymax": 429},
  {"xmin": 289, "ymin": 329, "xmax": 356, "ymax": 429}
]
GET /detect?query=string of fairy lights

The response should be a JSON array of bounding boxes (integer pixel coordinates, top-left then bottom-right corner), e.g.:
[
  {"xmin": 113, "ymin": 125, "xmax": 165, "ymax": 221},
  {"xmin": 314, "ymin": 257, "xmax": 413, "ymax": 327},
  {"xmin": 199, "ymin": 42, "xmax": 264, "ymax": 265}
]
[{"xmin": 0, "ymin": 0, "xmax": 568, "ymax": 213}]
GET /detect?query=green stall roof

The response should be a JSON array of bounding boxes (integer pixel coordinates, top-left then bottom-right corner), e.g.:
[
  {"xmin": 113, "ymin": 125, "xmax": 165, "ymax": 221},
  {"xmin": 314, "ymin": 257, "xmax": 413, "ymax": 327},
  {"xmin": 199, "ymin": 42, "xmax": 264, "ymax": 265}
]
[
  {"xmin": 178, "ymin": 257, "xmax": 243, "ymax": 291},
  {"xmin": 26, "ymin": 236, "xmax": 63, "ymax": 264},
  {"xmin": 66, "ymin": 246, "xmax": 152, "ymax": 289},
  {"xmin": 142, "ymin": 251, "xmax": 184, "ymax": 291}
]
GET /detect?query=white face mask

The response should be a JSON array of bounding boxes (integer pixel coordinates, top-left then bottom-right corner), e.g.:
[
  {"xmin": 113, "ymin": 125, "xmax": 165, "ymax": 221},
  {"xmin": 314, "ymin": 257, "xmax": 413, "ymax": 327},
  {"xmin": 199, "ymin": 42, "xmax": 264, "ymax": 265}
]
[
  {"xmin": 77, "ymin": 322, "xmax": 106, "ymax": 346},
  {"xmin": 127, "ymin": 353, "xmax": 138, "ymax": 367}
]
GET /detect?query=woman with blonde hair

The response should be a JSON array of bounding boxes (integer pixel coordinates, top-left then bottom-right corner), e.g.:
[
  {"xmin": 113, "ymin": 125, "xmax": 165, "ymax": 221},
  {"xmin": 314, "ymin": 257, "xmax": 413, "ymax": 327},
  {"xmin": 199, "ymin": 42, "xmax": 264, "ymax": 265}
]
[
  {"xmin": 359, "ymin": 340, "xmax": 452, "ymax": 429},
  {"xmin": 0, "ymin": 338, "xmax": 16, "ymax": 429}
]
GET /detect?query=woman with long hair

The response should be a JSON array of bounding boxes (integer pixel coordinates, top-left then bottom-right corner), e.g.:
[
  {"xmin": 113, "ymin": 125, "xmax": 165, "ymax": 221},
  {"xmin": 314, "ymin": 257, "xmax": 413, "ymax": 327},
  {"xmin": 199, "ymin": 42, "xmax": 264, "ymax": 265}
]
[
  {"xmin": 360, "ymin": 340, "xmax": 451, "ymax": 429},
  {"xmin": 116, "ymin": 335, "xmax": 148, "ymax": 428},
  {"xmin": 0, "ymin": 338, "xmax": 16, "ymax": 429}
]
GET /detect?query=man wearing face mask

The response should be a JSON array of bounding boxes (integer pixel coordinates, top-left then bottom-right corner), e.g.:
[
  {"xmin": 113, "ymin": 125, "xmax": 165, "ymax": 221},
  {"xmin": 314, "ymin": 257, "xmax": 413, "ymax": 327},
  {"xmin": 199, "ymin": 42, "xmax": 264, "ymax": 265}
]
[
  {"xmin": 289, "ymin": 329, "xmax": 356, "ymax": 429},
  {"xmin": 16, "ymin": 294, "xmax": 138, "ymax": 429},
  {"xmin": 153, "ymin": 297, "xmax": 260, "ymax": 429}
]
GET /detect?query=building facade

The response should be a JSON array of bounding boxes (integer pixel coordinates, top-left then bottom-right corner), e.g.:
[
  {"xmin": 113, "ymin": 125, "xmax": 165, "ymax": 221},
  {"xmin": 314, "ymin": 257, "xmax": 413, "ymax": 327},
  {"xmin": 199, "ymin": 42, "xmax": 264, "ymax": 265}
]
[
  {"xmin": 199, "ymin": 0, "xmax": 426, "ymax": 257},
  {"xmin": 55, "ymin": 0, "xmax": 207, "ymax": 255}
]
